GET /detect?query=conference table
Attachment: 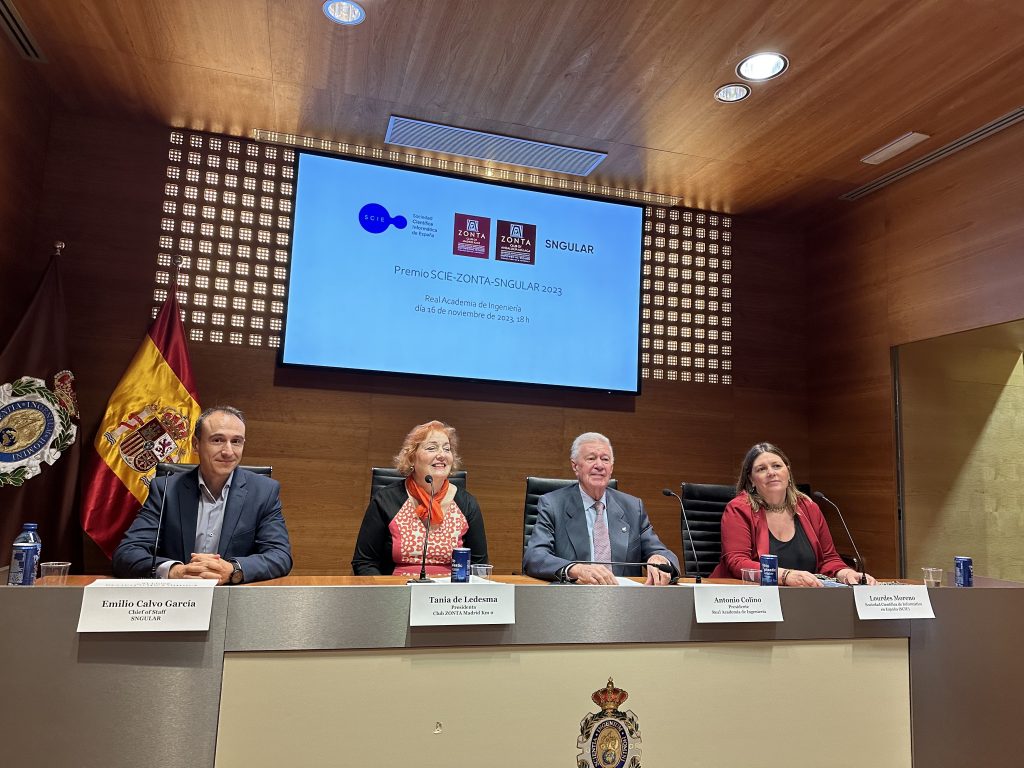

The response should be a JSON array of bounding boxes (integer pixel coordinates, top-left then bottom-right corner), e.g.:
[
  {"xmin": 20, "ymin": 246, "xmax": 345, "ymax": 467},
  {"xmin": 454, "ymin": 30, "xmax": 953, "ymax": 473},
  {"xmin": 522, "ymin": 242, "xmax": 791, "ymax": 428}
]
[{"xmin": 2, "ymin": 574, "xmax": 1022, "ymax": 767}]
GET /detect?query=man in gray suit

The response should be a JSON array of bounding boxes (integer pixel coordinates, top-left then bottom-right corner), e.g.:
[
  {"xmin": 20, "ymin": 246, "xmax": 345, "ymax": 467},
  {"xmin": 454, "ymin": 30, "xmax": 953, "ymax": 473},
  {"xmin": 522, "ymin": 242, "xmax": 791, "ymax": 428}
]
[{"xmin": 523, "ymin": 432, "xmax": 678, "ymax": 585}]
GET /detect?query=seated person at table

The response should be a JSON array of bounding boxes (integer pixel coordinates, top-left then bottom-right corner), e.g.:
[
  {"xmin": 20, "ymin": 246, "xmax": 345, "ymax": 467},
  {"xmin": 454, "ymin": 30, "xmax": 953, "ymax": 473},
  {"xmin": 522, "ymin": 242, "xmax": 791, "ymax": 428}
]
[
  {"xmin": 710, "ymin": 441, "xmax": 876, "ymax": 586},
  {"xmin": 113, "ymin": 406, "xmax": 293, "ymax": 584},
  {"xmin": 523, "ymin": 431, "xmax": 679, "ymax": 585},
  {"xmin": 351, "ymin": 420, "xmax": 488, "ymax": 576}
]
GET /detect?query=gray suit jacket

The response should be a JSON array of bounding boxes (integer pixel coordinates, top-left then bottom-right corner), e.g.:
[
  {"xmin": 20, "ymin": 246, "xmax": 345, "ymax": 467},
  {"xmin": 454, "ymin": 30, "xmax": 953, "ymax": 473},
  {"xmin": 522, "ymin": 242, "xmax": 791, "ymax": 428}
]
[{"xmin": 522, "ymin": 483, "xmax": 679, "ymax": 581}]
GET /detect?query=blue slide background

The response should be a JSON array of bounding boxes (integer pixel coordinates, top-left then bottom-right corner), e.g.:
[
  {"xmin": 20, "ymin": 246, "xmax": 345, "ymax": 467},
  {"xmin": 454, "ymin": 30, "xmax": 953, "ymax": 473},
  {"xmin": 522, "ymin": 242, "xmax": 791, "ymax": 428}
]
[{"xmin": 282, "ymin": 153, "xmax": 643, "ymax": 392}]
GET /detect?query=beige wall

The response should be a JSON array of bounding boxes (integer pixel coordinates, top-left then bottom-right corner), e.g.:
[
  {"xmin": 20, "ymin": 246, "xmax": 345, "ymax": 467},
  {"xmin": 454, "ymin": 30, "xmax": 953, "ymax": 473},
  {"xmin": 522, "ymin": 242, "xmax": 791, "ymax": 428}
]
[
  {"xmin": 217, "ymin": 639, "xmax": 911, "ymax": 768},
  {"xmin": 899, "ymin": 324, "xmax": 1024, "ymax": 579}
]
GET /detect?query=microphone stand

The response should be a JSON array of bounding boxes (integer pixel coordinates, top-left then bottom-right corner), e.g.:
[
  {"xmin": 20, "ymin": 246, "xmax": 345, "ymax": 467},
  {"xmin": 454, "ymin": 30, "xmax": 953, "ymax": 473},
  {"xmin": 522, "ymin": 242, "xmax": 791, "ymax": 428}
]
[
  {"xmin": 150, "ymin": 467, "xmax": 170, "ymax": 579},
  {"xmin": 814, "ymin": 491, "xmax": 867, "ymax": 585},
  {"xmin": 663, "ymin": 488, "xmax": 702, "ymax": 583},
  {"xmin": 408, "ymin": 474, "xmax": 436, "ymax": 584}
]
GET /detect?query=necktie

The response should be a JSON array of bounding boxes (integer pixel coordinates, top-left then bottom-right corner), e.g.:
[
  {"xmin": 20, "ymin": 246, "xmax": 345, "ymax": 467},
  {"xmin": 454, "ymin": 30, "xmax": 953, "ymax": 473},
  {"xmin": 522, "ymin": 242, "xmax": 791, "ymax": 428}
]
[{"xmin": 592, "ymin": 501, "xmax": 611, "ymax": 563}]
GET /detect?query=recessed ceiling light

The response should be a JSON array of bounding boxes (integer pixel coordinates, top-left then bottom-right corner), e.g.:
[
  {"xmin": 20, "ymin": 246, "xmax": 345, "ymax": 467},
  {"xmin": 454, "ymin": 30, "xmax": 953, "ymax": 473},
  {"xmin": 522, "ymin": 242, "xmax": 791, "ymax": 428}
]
[
  {"xmin": 737, "ymin": 52, "xmax": 788, "ymax": 82},
  {"xmin": 714, "ymin": 83, "xmax": 751, "ymax": 103},
  {"xmin": 323, "ymin": 1, "xmax": 366, "ymax": 25}
]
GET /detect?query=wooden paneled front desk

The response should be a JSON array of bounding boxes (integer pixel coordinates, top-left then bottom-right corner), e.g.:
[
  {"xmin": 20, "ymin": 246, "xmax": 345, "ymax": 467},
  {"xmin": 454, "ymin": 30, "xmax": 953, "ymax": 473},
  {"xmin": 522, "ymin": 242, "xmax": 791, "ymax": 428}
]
[{"xmin": 2, "ymin": 575, "xmax": 1021, "ymax": 768}]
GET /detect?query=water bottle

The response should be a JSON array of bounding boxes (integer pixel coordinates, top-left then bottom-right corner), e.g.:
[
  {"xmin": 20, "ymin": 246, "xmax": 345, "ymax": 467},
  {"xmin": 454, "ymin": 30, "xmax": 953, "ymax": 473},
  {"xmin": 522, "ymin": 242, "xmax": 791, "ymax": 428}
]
[{"xmin": 13, "ymin": 523, "xmax": 42, "ymax": 578}]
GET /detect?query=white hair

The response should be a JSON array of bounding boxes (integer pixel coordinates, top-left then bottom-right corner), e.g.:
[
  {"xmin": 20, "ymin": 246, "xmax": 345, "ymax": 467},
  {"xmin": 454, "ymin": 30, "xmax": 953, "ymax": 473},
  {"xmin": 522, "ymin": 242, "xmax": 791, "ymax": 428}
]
[{"xmin": 570, "ymin": 432, "xmax": 614, "ymax": 462}]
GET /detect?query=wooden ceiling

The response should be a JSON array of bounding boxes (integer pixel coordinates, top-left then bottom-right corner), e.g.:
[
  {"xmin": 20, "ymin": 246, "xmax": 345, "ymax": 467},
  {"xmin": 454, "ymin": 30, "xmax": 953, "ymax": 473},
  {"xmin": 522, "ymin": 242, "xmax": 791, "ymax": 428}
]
[{"xmin": 11, "ymin": 0, "xmax": 1024, "ymax": 217}]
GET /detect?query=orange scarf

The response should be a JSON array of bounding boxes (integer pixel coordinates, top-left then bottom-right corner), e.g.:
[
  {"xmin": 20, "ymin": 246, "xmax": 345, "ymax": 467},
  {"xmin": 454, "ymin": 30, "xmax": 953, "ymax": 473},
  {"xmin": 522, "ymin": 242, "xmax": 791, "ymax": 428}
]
[{"xmin": 405, "ymin": 475, "xmax": 448, "ymax": 527}]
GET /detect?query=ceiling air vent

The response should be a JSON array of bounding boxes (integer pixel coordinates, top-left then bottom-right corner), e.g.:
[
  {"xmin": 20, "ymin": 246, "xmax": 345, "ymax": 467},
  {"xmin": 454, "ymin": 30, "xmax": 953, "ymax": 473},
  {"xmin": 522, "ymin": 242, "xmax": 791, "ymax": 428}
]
[
  {"xmin": 0, "ymin": 0, "xmax": 44, "ymax": 61},
  {"xmin": 385, "ymin": 116, "xmax": 606, "ymax": 176},
  {"xmin": 841, "ymin": 107, "xmax": 1024, "ymax": 201}
]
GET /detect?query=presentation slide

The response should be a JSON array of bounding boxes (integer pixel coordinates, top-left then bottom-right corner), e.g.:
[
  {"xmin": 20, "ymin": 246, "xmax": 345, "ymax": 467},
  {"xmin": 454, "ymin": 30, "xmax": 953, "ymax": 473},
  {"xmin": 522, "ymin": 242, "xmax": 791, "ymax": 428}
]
[{"xmin": 282, "ymin": 153, "xmax": 643, "ymax": 393}]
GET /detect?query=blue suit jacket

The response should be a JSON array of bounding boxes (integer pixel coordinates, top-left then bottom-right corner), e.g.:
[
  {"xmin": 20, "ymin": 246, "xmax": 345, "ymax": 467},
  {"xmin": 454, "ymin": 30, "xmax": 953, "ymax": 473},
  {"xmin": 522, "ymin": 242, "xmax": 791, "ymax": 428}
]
[
  {"xmin": 112, "ymin": 467, "xmax": 292, "ymax": 583},
  {"xmin": 522, "ymin": 483, "xmax": 679, "ymax": 581}
]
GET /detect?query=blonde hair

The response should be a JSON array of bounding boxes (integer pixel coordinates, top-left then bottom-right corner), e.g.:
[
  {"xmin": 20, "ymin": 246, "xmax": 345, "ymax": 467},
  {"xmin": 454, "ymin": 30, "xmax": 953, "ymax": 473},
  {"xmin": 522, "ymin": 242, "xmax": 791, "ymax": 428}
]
[{"xmin": 394, "ymin": 420, "xmax": 462, "ymax": 476}]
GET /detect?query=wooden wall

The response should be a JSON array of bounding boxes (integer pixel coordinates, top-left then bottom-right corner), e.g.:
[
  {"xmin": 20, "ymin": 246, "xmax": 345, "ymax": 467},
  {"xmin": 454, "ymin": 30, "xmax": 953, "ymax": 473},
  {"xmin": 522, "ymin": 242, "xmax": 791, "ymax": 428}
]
[
  {"xmin": 807, "ymin": 123, "xmax": 1024, "ymax": 577},
  {"xmin": 11, "ymin": 106, "xmax": 1023, "ymax": 579},
  {"xmin": 0, "ymin": 41, "xmax": 53, "ymax": 333},
  {"xmin": 20, "ymin": 115, "xmax": 812, "ymax": 575}
]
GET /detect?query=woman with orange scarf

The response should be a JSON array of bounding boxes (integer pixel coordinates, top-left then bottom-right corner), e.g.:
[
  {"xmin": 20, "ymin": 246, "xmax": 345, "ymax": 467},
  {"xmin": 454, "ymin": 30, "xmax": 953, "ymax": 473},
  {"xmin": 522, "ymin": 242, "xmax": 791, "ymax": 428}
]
[{"xmin": 351, "ymin": 420, "xmax": 488, "ymax": 576}]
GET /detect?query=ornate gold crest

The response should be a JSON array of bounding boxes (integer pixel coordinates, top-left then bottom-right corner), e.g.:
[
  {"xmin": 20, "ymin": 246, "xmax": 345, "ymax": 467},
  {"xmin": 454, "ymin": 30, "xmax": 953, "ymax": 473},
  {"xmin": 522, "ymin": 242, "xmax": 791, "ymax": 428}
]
[
  {"xmin": 577, "ymin": 678, "xmax": 642, "ymax": 768},
  {"xmin": 0, "ymin": 375, "xmax": 78, "ymax": 487}
]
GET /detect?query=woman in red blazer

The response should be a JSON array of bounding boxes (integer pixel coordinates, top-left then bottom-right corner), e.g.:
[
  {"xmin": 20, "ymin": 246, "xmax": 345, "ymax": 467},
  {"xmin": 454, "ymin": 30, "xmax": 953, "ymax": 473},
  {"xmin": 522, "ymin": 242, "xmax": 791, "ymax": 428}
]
[{"xmin": 710, "ymin": 442, "xmax": 876, "ymax": 586}]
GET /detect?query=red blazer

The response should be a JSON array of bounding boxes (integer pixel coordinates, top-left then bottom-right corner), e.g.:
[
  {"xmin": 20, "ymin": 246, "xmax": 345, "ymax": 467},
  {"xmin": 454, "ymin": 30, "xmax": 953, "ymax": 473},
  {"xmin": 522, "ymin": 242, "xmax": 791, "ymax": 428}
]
[{"xmin": 710, "ymin": 494, "xmax": 848, "ymax": 579}]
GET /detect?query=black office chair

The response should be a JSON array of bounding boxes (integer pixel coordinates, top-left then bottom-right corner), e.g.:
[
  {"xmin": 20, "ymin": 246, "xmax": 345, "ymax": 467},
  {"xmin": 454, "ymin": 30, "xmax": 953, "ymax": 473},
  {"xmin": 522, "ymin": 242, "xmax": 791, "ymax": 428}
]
[
  {"xmin": 155, "ymin": 462, "xmax": 272, "ymax": 477},
  {"xmin": 679, "ymin": 482, "xmax": 733, "ymax": 578},
  {"xmin": 369, "ymin": 467, "xmax": 467, "ymax": 498},
  {"xmin": 522, "ymin": 476, "xmax": 618, "ymax": 552}
]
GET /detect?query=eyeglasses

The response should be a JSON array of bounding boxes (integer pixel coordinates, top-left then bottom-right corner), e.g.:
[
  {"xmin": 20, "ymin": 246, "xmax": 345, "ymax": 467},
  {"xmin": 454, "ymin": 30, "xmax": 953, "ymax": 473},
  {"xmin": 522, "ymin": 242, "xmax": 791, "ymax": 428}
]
[{"xmin": 207, "ymin": 436, "xmax": 245, "ymax": 449}]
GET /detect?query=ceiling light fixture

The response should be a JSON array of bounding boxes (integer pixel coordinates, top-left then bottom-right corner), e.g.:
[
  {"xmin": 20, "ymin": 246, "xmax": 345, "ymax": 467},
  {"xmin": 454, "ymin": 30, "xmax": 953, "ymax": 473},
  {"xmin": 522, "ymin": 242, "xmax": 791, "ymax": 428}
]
[
  {"xmin": 859, "ymin": 131, "xmax": 931, "ymax": 165},
  {"xmin": 323, "ymin": 1, "xmax": 366, "ymax": 25},
  {"xmin": 714, "ymin": 83, "xmax": 751, "ymax": 103},
  {"xmin": 737, "ymin": 52, "xmax": 788, "ymax": 82}
]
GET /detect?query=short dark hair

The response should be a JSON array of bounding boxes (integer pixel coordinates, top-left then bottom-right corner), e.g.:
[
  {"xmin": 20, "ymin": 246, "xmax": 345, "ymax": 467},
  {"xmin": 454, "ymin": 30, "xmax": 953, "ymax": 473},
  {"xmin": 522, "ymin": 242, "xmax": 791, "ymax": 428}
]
[{"xmin": 194, "ymin": 405, "xmax": 246, "ymax": 440}]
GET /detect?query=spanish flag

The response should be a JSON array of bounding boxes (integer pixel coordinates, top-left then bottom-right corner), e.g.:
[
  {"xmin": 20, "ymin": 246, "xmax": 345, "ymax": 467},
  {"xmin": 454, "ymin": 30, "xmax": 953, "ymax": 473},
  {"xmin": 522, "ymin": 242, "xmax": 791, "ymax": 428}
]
[{"xmin": 80, "ymin": 292, "xmax": 201, "ymax": 557}]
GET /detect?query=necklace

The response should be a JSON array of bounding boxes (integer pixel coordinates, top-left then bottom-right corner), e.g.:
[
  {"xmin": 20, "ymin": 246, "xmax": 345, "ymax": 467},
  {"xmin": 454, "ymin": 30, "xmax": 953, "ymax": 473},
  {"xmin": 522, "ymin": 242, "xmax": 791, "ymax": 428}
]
[{"xmin": 763, "ymin": 502, "xmax": 790, "ymax": 513}]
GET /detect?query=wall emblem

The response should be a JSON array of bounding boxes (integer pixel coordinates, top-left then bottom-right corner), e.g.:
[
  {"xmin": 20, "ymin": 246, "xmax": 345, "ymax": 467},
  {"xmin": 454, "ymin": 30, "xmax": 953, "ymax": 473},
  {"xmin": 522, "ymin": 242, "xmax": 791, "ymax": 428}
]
[
  {"xmin": 577, "ymin": 678, "xmax": 642, "ymax": 768},
  {"xmin": 0, "ymin": 375, "xmax": 78, "ymax": 487}
]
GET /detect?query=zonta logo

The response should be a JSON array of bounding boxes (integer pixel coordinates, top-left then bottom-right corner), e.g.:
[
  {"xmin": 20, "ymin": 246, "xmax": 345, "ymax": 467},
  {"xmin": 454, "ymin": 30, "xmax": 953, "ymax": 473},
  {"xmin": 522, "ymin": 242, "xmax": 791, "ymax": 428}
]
[
  {"xmin": 495, "ymin": 220, "xmax": 537, "ymax": 265},
  {"xmin": 457, "ymin": 219, "xmax": 487, "ymax": 239},
  {"xmin": 358, "ymin": 203, "xmax": 408, "ymax": 234}
]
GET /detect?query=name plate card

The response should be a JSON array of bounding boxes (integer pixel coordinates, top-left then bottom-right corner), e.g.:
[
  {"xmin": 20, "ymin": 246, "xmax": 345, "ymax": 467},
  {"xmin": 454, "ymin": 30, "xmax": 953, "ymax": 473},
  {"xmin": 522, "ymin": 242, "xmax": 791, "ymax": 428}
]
[
  {"xmin": 409, "ymin": 579, "xmax": 515, "ymax": 626},
  {"xmin": 854, "ymin": 585, "xmax": 935, "ymax": 620},
  {"xmin": 77, "ymin": 579, "xmax": 217, "ymax": 633},
  {"xmin": 694, "ymin": 585, "xmax": 784, "ymax": 623}
]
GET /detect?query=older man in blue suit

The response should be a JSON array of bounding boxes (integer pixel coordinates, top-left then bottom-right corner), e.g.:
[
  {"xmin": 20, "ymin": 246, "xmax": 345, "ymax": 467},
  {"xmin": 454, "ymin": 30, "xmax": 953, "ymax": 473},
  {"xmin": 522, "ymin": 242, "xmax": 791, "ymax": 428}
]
[
  {"xmin": 113, "ymin": 406, "xmax": 292, "ymax": 584},
  {"xmin": 523, "ymin": 432, "xmax": 678, "ymax": 585}
]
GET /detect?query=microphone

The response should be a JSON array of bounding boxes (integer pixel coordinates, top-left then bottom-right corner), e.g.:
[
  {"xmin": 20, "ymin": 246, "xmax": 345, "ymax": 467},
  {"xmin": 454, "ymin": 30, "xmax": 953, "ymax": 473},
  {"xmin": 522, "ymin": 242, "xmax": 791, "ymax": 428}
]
[
  {"xmin": 814, "ymin": 491, "xmax": 867, "ymax": 585},
  {"xmin": 663, "ymin": 488, "xmax": 702, "ymax": 583},
  {"xmin": 408, "ymin": 474, "xmax": 436, "ymax": 584},
  {"xmin": 150, "ymin": 466, "xmax": 171, "ymax": 579}
]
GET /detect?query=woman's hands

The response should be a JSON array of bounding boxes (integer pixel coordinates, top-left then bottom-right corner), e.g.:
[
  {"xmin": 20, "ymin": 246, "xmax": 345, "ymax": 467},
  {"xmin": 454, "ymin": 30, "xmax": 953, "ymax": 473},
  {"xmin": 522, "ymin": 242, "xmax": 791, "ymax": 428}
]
[
  {"xmin": 836, "ymin": 568, "xmax": 877, "ymax": 585},
  {"xmin": 781, "ymin": 568, "xmax": 822, "ymax": 587},
  {"xmin": 779, "ymin": 567, "xmax": 878, "ymax": 586}
]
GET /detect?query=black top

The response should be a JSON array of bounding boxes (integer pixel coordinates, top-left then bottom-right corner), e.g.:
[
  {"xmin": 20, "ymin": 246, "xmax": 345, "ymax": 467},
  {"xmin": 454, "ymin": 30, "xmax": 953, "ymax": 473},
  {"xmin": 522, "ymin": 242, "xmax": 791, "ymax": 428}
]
[
  {"xmin": 769, "ymin": 518, "xmax": 817, "ymax": 573},
  {"xmin": 351, "ymin": 480, "xmax": 488, "ymax": 575}
]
